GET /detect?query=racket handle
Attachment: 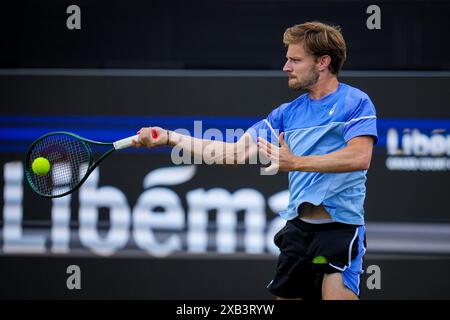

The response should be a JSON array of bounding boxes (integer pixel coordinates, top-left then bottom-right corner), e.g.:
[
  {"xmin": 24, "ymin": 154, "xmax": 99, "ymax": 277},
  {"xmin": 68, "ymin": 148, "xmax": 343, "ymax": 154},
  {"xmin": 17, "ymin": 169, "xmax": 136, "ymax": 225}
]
[{"xmin": 113, "ymin": 134, "xmax": 139, "ymax": 150}]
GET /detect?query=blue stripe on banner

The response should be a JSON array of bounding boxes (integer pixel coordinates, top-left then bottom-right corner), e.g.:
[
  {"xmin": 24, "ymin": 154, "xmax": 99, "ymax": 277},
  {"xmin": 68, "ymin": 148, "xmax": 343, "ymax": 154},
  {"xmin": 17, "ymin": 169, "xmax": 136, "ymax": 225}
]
[{"xmin": 1, "ymin": 115, "xmax": 450, "ymax": 153}]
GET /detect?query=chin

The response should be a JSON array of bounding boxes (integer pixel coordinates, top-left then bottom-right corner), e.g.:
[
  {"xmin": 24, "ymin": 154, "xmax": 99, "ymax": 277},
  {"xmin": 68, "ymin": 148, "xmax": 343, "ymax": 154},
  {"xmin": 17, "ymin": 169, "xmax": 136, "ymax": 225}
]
[
  {"xmin": 288, "ymin": 79, "xmax": 298, "ymax": 87},
  {"xmin": 288, "ymin": 81, "xmax": 302, "ymax": 90}
]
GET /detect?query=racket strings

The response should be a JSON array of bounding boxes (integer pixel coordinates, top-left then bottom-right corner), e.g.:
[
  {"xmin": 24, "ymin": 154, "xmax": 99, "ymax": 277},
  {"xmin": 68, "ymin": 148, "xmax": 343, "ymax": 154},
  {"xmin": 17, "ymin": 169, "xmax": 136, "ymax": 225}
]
[{"xmin": 27, "ymin": 134, "xmax": 91, "ymax": 197}]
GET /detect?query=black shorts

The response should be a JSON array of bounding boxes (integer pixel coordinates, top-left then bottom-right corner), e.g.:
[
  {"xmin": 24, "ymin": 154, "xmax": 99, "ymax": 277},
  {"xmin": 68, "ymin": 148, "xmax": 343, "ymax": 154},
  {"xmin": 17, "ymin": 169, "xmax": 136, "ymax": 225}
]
[{"xmin": 267, "ymin": 218, "xmax": 367, "ymax": 300}]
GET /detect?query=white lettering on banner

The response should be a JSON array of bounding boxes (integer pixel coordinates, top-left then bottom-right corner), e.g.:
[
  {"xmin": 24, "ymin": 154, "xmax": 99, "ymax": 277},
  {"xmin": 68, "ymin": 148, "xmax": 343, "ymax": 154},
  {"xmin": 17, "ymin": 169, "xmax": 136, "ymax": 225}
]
[
  {"xmin": 240, "ymin": 190, "xmax": 266, "ymax": 254},
  {"xmin": 133, "ymin": 188, "xmax": 184, "ymax": 257},
  {"xmin": 386, "ymin": 157, "xmax": 448, "ymax": 171},
  {"xmin": 186, "ymin": 188, "xmax": 266, "ymax": 253},
  {"xmin": 2, "ymin": 162, "xmax": 46, "ymax": 253},
  {"xmin": 1, "ymin": 162, "xmax": 285, "ymax": 256},
  {"xmin": 79, "ymin": 169, "xmax": 131, "ymax": 256},
  {"xmin": 51, "ymin": 193, "xmax": 72, "ymax": 254},
  {"xmin": 386, "ymin": 128, "xmax": 450, "ymax": 171},
  {"xmin": 266, "ymin": 190, "xmax": 289, "ymax": 254},
  {"xmin": 187, "ymin": 188, "xmax": 237, "ymax": 253}
]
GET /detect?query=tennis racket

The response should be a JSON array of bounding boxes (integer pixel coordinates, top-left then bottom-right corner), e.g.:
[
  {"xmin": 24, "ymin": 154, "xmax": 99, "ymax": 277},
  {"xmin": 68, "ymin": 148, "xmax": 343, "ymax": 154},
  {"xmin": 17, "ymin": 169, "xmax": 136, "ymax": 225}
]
[{"xmin": 24, "ymin": 130, "xmax": 157, "ymax": 198}]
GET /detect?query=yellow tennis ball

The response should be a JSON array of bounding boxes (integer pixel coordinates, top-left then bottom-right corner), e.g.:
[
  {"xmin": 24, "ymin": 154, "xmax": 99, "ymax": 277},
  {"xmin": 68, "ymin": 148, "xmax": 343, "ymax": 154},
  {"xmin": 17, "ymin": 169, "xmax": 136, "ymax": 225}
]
[
  {"xmin": 312, "ymin": 256, "xmax": 328, "ymax": 264},
  {"xmin": 32, "ymin": 157, "xmax": 51, "ymax": 176}
]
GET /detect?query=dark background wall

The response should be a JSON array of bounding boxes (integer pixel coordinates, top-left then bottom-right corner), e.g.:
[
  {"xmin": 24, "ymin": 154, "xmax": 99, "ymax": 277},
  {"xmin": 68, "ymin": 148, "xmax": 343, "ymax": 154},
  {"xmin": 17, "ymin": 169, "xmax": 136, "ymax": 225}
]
[{"xmin": 2, "ymin": 0, "xmax": 450, "ymax": 70}]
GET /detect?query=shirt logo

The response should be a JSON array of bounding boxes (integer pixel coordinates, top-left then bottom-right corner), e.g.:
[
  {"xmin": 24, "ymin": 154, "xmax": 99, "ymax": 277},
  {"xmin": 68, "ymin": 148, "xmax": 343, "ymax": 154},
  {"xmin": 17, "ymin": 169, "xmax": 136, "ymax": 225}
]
[{"xmin": 329, "ymin": 103, "xmax": 337, "ymax": 115}]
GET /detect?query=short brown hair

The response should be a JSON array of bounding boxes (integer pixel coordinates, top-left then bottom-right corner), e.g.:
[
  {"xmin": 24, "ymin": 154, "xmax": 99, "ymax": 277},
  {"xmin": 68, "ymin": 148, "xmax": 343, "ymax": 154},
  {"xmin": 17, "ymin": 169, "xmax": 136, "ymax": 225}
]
[{"xmin": 283, "ymin": 21, "xmax": 347, "ymax": 74}]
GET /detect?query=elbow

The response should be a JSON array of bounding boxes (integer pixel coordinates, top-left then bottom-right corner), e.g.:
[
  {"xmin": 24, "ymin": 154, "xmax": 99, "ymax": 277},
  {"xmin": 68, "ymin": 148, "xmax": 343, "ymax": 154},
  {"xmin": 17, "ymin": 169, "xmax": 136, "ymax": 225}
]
[
  {"xmin": 358, "ymin": 155, "xmax": 372, "ymax": 171},
  {"xmin": 360, "ymin": 161, "xmax": 371, "ymax": 171}
]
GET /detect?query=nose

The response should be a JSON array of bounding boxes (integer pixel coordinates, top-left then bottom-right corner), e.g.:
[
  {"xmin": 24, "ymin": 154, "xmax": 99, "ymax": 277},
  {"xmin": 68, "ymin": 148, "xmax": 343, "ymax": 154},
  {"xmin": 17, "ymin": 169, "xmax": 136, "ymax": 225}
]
[{"xmin": 283, "ymin": 61, "xmax": 292, "ymax": 72}]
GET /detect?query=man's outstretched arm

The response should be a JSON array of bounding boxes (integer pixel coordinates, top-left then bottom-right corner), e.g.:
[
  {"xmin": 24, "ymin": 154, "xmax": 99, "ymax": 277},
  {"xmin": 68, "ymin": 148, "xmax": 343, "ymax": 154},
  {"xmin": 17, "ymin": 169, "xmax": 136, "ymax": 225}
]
[{"xmin": 133, "ymin": 126, "xmax": 258, "ymax": 165}]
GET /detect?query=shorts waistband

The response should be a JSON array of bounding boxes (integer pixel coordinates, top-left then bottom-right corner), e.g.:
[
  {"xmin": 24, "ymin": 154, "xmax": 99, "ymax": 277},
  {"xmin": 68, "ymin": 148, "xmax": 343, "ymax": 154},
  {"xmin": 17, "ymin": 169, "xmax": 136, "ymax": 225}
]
[{"xmin": 290, "ymin": 216, "xmax": 362, "ymax": 232}]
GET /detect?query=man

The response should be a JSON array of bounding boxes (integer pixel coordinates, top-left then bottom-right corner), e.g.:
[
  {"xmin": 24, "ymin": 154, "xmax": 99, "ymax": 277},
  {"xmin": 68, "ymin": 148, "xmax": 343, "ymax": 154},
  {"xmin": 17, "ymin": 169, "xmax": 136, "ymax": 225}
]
[{"xmin": 134, "ymin": 21, "xmax": 377, "ymax": 300}]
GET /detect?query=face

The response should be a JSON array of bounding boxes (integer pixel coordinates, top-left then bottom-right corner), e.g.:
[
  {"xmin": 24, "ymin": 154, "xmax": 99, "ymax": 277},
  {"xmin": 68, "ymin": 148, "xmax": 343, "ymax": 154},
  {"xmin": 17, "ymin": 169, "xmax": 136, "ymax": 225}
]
[{"xmin": 282, "ymin": 43, "xmax": 320, "ymax": 91}]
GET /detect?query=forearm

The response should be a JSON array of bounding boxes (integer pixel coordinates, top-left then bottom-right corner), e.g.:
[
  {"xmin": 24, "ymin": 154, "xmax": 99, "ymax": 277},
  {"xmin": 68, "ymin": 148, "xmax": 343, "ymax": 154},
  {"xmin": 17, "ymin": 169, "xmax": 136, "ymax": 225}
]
[
  {"xmin": 293, "ymin": 147, "xmax": 371, "ymax": 173},
  {"xmin": 167, "ymin": 130, "xmax": 243, "ymax": 165}
]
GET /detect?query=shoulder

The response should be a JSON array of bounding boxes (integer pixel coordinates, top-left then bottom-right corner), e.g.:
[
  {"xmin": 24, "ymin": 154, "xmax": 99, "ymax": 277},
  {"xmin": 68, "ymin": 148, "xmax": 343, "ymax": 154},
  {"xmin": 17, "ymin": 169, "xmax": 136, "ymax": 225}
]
[
  {"xmin": 271, "ymin": 93, "xmax": 308, "ymax": 116},
  {"xmin": 342, "ymin": 83, "xmax": 370, "ymax": 101},
  {"xmin": 341, "ymin": 83, "xmax": 375, "ymax": 114},
  {"xmin": 343, "ymin": 85, "xmax": 376, "ymax": 120}
]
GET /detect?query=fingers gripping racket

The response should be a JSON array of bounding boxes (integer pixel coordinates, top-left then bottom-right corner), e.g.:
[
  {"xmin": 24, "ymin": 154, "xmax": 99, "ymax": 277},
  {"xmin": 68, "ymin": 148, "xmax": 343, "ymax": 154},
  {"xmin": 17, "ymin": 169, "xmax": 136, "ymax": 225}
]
[{"xmin": 24, "ymin": 130, "xmax": 158, "ymax": 198}]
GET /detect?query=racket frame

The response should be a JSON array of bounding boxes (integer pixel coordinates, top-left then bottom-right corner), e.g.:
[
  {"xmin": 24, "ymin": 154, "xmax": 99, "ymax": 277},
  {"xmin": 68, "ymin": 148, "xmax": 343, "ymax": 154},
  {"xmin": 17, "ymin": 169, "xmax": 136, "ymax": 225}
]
[{"xmin": 24, "ymin": 131, "xmax": 117, "ymax": 198}]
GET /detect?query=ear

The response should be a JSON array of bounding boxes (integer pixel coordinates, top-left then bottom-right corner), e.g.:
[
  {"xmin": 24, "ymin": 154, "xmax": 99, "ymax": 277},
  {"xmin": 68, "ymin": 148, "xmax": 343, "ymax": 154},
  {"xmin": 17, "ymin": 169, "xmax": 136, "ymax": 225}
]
[{"xmin": 318, "ymin": 55, "xmax": 331, "ymax": 72}]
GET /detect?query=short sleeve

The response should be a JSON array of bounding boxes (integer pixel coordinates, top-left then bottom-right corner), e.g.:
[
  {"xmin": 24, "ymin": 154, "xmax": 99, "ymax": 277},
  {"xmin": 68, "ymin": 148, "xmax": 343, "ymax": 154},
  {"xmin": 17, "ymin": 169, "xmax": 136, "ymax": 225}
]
[
  {"xmin": 246, "ymin": 103, "xmax": 287, "ymax": 145},
  {"xmin": 343, "ymin": 97, "xmax": 378, "ymax": 144}
]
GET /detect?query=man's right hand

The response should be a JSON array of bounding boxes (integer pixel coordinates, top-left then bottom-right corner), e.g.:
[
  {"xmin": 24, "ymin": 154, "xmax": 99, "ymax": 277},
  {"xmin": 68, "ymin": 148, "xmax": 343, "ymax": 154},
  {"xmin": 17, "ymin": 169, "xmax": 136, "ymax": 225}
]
[{"xmin": 133, "ymin": 127, "xmax": 169, "ymax": 148}]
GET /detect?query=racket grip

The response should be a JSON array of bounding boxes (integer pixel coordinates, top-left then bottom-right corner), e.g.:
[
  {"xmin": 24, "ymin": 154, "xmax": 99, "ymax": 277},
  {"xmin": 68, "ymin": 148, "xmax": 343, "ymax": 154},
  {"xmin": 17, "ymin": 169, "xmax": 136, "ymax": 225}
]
[{"xmin": 113, "ymin": 134, "xmax": 139, "ymax": 150}]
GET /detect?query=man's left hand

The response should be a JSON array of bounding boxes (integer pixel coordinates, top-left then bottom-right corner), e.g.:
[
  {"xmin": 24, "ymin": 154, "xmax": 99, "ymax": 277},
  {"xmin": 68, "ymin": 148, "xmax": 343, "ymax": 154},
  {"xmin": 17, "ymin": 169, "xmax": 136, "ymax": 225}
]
[{"xmin": 258, "ymin": 132, "xmax": 298, "ymax": 173}]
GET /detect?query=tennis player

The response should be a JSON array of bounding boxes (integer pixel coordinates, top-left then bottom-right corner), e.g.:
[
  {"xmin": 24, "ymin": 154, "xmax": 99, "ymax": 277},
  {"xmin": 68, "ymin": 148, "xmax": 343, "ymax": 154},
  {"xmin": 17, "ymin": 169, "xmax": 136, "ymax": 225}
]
[{"xmin": 134, "ymin": 21, "xmax": 377, "ymax": 300}]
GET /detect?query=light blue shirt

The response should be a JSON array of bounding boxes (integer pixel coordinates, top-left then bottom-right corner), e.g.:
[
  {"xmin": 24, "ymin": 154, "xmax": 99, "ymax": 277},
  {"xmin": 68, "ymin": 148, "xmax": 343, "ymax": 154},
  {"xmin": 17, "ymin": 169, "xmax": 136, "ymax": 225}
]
[{"xmin": 248, "ymin": 83, "xmax": 378, "ymax": 225}]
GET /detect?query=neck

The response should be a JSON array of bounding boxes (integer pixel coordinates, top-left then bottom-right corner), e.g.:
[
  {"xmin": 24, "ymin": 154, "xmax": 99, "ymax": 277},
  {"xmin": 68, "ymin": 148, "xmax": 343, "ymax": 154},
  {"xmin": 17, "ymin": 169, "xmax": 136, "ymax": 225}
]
[{"xmin": 307, "ymin": 74, "xmax": 339, "ymax": 100}]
